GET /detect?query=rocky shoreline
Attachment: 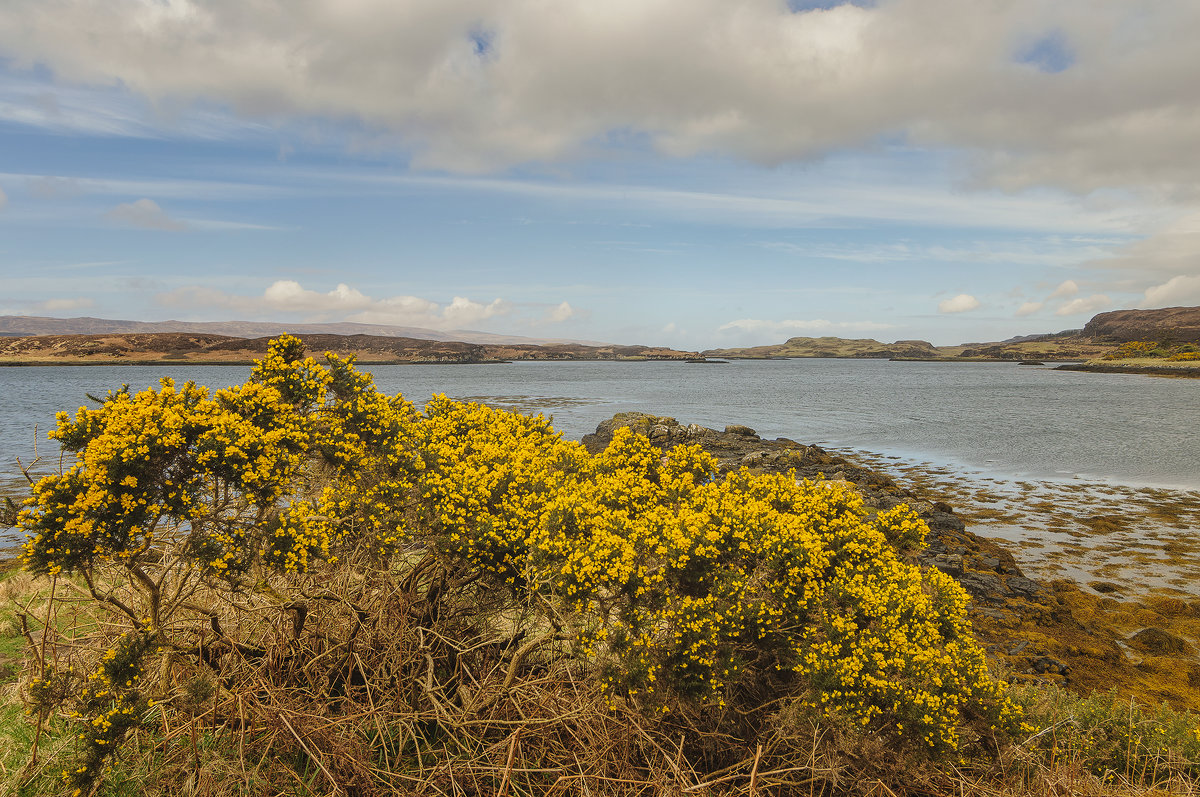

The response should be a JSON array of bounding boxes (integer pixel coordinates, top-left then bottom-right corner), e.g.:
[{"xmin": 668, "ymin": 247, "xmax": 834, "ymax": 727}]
[
  {"xmin": 1055, "ymin": 362, "xmax": 1200, "ymax": 378},
  {"xmin": 583, "ymin": 412, "xmax": 1200, "ymax": 711}
]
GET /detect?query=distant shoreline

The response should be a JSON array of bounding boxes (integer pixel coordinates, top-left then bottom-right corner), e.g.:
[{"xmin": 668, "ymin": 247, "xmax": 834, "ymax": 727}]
[
  {"xmin": 0, "ymin": 357, "xmax": 679, "ymax": 367},
  {"xmin": 1055, "ymin": 362, "xmax": 1200, "ymax": 378}
]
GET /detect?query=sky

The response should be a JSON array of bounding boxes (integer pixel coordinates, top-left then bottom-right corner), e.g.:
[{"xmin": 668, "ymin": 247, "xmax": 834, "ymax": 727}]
[{"xmin": 1, "ymin": 1, "xmax": 1199, "ymax": 349}]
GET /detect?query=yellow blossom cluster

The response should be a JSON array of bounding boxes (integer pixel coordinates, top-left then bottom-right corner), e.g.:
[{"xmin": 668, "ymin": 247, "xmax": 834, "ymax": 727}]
[
  {"xmin": 59, "ymin": 631, "xmax": 153, "ymax": 793},
  {"xmin": 406, "ymin": 415, "xmax": 1021, "ymax": 751},
  {"xmin": 416, "ymin": 394, "xmax": 584, "ymax": 584}
]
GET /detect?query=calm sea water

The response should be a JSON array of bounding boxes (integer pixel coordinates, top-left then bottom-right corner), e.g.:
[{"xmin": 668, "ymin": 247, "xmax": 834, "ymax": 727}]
[{"xmin": 2, "ymin": 359, "xmax": 1197, "ymax": 547}]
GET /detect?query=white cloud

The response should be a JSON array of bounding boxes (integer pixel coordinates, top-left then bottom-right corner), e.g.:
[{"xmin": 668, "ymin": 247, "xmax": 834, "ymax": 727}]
[
  {"xmin": 1087, "ymin": 211, "xmax": 1200, "ymax": 279},
  {"xmin": 547, "ymin": 301, "xmax": 574, "ymax": 322},
  {"xmin": 1047, "ymin": 279, "xmax": 1078, "ymax": 299},
  {"xmin": 718, "ymin": 318, "xmax": 894, "ymax": 334},
  {"xmin": 1142, "ymin": 275, "xmax": 1200, "ymax": 308},
  {"xmin": 0, "ymin": 185, "xmax": 6, "ymax": 208},
  {"xmin": 937, "ymin": 294, "xmax": 981, "ymax": 314},
  {"xmin": 1015, "ymin": 301, "xmax": 1044, "ymax": 317},
  {"xmin": 441, "ymin": 296, "xmax": 511, "ymax": 326},
  {"xmin": 157, "ymin": 280, "xmax": 517, "ymax": 330},
  {"xmin": 106, "ymin": 198, "xmax": 188, "ymax": 230},
  {"xmin": 1055, "ymin": 294, "xmax": 1111, "ymax": 316},
  {"xmin": 3, "ymin": 1, "xmax": 1200, "ymax": 194},
  {"xmin": 26, "ymin": 175, "xmax": 82, "ymax": 199},
  {"xmin": 32, "ymin": 297, "xmax": 95, "ymax": 312}
]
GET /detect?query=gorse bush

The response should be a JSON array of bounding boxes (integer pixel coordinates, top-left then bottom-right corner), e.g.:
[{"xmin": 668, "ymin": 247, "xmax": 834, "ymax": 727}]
[
  {"xmin": 17, "ymin": 336, "xmax": 1024, "ymax": 794},
  {"xmin": 1104, "ymin": 339, "xmax": 1200, "ymax": 361}
]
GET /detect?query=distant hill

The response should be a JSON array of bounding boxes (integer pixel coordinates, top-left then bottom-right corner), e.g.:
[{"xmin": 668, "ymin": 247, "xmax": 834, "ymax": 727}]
[
  {"xmin": 703, "ymin": 306, "xmax": 1200, "ymax": 361},
  {"xmin": 0, "ymin": 316, "xmax": 606, "ymax": 347},
  {"xmin": 703, "ymin": 336, "xmax": 943, "ymax": 359},
  {"xmin": 0, "ymin": 332, "xmax": 696, "ymax": 364}
]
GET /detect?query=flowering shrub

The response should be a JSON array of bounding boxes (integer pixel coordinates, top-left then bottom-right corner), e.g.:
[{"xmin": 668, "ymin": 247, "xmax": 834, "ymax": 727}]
[
  {"xmin": 19, "ymin": 337, "xmax": 1023, "ymax": 791},
  {"xmin": 1105, "ymin": 341, "xmax": 1162, "ymax": 360},
  {"xmin": 533, "ymin": 439, "xmax": 1020, "ymax": 750},
  {"xmin": 1104, "ymin": 340, "xmax": 1200, "ymax": 362}
]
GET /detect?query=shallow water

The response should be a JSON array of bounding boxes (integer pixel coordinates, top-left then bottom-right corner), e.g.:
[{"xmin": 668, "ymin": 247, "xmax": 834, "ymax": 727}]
[{"xmin": 2, "ymin": 359, "xmax": 1197, "ymax": 587}]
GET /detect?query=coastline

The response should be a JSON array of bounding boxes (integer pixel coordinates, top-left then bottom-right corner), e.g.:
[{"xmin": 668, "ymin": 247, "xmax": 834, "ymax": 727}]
[
  {"xmin": 0, "ymin": 356, "xmax": 680, "ymax": 367},
  {"xmin": 1055, "ymin": 362, "xmax": 1200, "ymax": 378}
]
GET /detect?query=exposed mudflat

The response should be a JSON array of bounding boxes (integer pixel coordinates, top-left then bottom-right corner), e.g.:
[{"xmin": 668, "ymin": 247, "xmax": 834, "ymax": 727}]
[{"xmin": 836, "ymin": 449, "xmax": 1200, "ymax": 599}]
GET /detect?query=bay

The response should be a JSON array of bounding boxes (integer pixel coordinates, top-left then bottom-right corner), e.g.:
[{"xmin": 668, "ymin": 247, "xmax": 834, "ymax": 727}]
[
  {"xmin": 2, "ymin": 359, "xmax": 1197, "ymax": 591},
  {"xmin": 1, "ymin": 359, "xmax": 1197, "ymax": 490}
]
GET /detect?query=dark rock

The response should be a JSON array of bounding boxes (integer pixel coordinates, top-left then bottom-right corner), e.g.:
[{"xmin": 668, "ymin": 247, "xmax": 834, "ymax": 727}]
[
  {"xmin": 740, "ymin": 451, "xmax": 766, "ymax": 467},
  {"xmin": 957, "ymin": 571, "xmax": 1004, "ymax": 601},
  {"xmin": 724, "ymin": 424, "xmax": 758, "ymax": 438},
  {"xmin": 1089, "ymin": 581, "xmax": 1122, "ymax": 594},
  {"xmin": 1032, "ymin": 656, "xmax": 1069, "ymax": 676},
  {"xmin": 929, "ymin": 554, "xmax": 964, "ymax": 577},
  {"xmin": 926, "ymin": 511, "xmax": 965, "ymax": 533},
  {"xmin": 1005, "ymin": 577, "xmax": 1044, "ymax": 598}
]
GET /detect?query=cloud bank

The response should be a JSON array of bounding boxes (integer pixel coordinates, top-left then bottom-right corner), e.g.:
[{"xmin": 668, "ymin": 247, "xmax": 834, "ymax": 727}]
[
  {"xmin": 2, "ymin": 0, "xmax": 1200, "ymax": 194},
  {"xmin": 719, "ymin": 318, "xmax": 894, "ymax": 334},
  {"xmin": 156, "ymin": 280, "xmax": 574, "ymax": 330}
]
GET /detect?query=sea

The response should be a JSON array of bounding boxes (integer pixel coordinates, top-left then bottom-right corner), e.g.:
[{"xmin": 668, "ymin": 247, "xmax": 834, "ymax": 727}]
[{"xmin": 2, "ymin": 359, "xmax": 1197, "ymax": 588}]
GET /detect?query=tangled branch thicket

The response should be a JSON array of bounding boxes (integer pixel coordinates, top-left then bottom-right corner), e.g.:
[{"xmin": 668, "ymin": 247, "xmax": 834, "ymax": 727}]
[{"xmin": 16, "ymin": 336, "xmax": 1028, "ymax": 796}]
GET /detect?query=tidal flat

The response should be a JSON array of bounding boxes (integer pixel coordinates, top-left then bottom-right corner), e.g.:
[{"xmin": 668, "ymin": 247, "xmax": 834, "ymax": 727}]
[{"xmin": 837, "ymin": 448, "xmax": 1200, "ymax": 598}]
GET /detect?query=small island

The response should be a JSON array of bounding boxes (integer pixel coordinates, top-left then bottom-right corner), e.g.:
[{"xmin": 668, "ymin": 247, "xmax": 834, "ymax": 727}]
[{"xmin": 702, "ymin": 306, "xmax": 1200, "ymax": 376}]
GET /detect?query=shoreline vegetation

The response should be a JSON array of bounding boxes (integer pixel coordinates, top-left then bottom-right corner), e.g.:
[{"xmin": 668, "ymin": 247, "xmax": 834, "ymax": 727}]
[{"xmin": 0, "ymin": 337, "xmax": 1197, "ymax": 796}]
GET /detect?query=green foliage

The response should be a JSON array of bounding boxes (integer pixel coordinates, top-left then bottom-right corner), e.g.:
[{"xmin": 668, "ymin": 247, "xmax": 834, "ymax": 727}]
[{"xmin": 1015, "ymin": 685, "xmax": 1200, "ymax": 784}]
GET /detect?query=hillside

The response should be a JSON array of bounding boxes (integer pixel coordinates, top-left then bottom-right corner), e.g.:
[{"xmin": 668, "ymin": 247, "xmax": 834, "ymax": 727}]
[
  {"xmin": 1081, "ymin": 306, "xmax": 1200, "ymax": 343},
  {"xmin": 0, "ymin": 332, "xmax": 696, "ymax": 364}
]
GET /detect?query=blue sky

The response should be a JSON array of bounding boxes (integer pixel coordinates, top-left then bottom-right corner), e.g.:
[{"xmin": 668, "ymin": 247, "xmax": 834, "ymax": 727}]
[{"xmin": 2, "ymin": 1, "xmax": 1199, "ymax": 348}]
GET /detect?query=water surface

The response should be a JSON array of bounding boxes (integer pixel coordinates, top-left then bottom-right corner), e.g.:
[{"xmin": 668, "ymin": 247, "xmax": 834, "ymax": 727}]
[{"xmin": 3, "ymin": 359, "xmax": 1197, "ymax": 588}]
